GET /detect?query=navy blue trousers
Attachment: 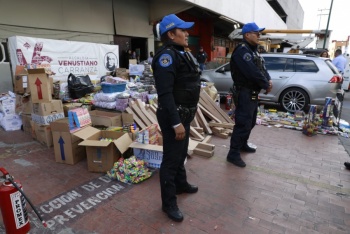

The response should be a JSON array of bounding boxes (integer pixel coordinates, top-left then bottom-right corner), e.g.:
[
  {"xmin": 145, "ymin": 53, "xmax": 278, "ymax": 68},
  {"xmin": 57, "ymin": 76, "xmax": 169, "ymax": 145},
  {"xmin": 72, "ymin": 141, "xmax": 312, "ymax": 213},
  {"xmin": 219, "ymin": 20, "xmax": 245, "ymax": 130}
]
[
  {"xmin": 227, "ymin": 88, "xmax": 258, "ymax": 160},
  {"xmin": 156, "ymin": 107, "xmax": 192, "ymax": 208}
]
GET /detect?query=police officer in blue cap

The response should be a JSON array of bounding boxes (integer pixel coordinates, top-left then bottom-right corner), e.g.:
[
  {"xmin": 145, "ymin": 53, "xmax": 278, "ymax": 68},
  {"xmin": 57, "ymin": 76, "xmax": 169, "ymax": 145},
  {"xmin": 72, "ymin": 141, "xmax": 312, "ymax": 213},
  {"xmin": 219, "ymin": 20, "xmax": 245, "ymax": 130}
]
[
  {"xmin": 227, "ymin": 22, "xmax": 273, "ymax": 168},
  {"xmin": 152, "ymin": 14, "xmax": 201, "ymax": 222}
]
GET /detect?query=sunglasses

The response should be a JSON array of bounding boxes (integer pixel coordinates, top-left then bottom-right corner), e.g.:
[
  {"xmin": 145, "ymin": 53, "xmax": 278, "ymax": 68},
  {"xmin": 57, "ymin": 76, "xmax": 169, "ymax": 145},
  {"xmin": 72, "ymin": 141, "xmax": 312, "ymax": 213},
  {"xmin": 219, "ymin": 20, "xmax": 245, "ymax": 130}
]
[{"xmin": 249, "ymin": 32, "xmax": 261, "ymax": 36}]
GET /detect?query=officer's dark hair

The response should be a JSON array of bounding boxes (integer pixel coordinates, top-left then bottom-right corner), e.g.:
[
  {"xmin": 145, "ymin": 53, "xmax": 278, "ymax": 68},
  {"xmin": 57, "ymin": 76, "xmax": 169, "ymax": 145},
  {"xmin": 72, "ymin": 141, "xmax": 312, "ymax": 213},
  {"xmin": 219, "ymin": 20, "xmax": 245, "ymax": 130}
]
[{"xmin": 153, "ymin": 23, "xmax": 177, "ymax": 43}]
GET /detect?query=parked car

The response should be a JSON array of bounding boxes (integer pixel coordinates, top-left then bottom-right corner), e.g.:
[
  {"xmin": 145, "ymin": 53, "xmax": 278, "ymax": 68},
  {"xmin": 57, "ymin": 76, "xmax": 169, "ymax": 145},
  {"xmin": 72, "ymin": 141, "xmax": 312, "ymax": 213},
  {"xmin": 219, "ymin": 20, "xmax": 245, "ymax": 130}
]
[{"xmin": 200, "ymin": 53, "xmax": 343, "ymax": 112}]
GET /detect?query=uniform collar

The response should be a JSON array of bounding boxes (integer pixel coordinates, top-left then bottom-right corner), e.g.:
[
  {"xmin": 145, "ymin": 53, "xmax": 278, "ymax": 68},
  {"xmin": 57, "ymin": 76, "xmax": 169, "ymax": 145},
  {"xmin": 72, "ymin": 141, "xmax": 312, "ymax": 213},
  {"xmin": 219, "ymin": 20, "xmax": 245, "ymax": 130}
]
[
  {"xmin": 165, "ymin": 42, "xmax": 185, "ymax": 52},
  {"xmin": 242, "ymin": 39, "xmax": 258, "ymax": 52}
]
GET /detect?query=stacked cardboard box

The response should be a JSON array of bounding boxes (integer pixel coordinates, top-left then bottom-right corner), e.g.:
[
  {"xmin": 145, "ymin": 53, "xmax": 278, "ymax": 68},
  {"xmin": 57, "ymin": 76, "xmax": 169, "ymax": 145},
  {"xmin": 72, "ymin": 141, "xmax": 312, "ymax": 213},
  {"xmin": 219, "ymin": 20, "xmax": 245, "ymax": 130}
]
[
  {"xmin": 28, "ymin": 69, "xmax": 64, "ymax": 147},
  {"xmin": 0, "ymin": 92, "xmax": 22, "ymax": 131}
]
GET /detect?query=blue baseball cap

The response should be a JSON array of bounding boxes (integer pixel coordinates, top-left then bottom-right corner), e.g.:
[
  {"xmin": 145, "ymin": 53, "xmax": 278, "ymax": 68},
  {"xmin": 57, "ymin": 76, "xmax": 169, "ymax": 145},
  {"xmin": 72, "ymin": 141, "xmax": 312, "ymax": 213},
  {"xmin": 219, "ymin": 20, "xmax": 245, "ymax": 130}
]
[
  {"xmin": 159, "ymin": 14, "xmax": 194, "ymax": 36},
  {"xmin": 241, "ymin": 22, "xmax": 265, "ymax": 34}
]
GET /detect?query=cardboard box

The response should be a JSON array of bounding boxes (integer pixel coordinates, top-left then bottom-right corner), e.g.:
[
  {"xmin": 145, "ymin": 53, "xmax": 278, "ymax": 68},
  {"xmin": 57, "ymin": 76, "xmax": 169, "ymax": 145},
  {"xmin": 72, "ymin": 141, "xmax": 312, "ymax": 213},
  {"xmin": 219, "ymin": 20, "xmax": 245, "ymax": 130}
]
[
  {"xmin": 63, "ymin": 103, "xmax": 90, "ymax": 117},
  {"xmin": 79, "ymin": 130, "xmax": 132, "ymax": 173},
  {"xmin": 28, "ymin": 69, "xmax": 52, "ymax": 103},
  {"xmin": 0, "ymin": 114, "xmax": 22, "ymax": 131},
  {"xmin": 50, "ymin": 118, "xmax": 98, "ymax": 165},
  {"xmin": 32, "ymin": 100, "xmax": 63, "ymax": 116},
  {"xmin": 31, "ymin": 112, "xmax": 65, "ymax": 125},
  {"xmin": 14, "ymin": 66, "xmax": 30, "ymax": 94},
  {"xmin": 129, "ymin": 137, "xmax": 163, "ymax": 169},
  {"xmin": 0, "ymin": 95, "xmax": 16, "ymax": 116},
  {"xmin": 21, "ymin": 114, "xmax": 32, "ymax": 134},
  {"xmin": 15, "ymin": 94, "xmax": 32, "ymax": 115},
  {"xmin": 89, "ymin": 110, "xmax": 133, "ymax": 128},
  {"xmin": 33, "ymin": 122, "xmax": 53, "ymax": 148}
]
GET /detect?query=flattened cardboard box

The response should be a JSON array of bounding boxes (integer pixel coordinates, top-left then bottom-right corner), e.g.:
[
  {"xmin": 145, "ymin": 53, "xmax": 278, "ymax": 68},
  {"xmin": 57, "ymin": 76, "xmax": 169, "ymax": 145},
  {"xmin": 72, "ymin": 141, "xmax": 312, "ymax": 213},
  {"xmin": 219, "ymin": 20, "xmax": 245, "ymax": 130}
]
[
  {"xmin": 79, "ymin": 130, "xmax": 132, "ymax": 173},
  {"xmin": 28, "ymin": 68, "xmax": 52, "ymax": 103},
  {"xmin": 50, "ymin": 118, "xmax": 98, "ymax": 165}
]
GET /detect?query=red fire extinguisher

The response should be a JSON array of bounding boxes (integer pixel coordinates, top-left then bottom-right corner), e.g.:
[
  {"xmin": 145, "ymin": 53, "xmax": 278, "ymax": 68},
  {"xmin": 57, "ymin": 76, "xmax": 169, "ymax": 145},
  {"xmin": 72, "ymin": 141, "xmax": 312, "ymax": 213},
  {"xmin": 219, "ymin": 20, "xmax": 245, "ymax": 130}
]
[
  {"xmin": 0, "ymin": 168, "xmax": 47, "ymax": 233},
  {"xmin": 225, "ymin": 93, "xmax": 232, "ymax": 110}
]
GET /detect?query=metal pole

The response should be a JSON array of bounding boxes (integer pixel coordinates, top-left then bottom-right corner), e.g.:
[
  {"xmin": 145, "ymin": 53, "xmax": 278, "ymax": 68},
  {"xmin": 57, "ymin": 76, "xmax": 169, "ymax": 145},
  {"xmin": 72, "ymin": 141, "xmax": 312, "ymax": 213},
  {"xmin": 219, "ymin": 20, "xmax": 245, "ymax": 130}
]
[{"xmin": 323, "ymin": 0, "xmax": 334, "ymax": 49}]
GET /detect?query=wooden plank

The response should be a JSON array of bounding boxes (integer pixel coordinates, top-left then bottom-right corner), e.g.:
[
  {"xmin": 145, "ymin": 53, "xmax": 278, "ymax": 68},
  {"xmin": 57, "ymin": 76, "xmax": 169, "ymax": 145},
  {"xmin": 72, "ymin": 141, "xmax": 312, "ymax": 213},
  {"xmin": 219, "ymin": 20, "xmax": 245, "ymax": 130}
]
[
  {"xmin": 190, "ymin": 114, "xmax": 200, "ymax": 128},
  {"xmin": 130, "ymin": 103, "xmax": 152, "ymax": 127},
  {"xmin": 199, "ymin": 98, "xmax": 226, "ymax": 123},
  {"xmin": 196, "ymin": 142, "xmax": 215, "ymax": 151},
  {"xmin": 196, "ymin": 107, "xmax": 212, "ymax": 134},
  {"xmin": 198, "ymin": 103, "xmax": 222, "ymax": 123},
  {"xmin": 193, "ymin": 127, "xmax": 203, "ymax": 133},
  {"xmin": 200, "ymin": 90, "xmax": 234, "ymax": 123},
  {"xmin": 201, "ymin": 91, "xmax": 232, "ymax": 123},
  {"xmin": 212, "ymin": 131, "xmax": 229, "ymax": 139},
  {"xmin": 125, "ymin": 107, "xmax": 147, "ymax": 129},
  {"xmin": 190, "ymin": 137, "xmax": 204, "ymax": 142},
  {"xmin": 149, "ymin": 104, "xmax": 157, "ymax": 115},
  {"xmin": 193, "ymin": 148, "xmax": 214, "ymax": 158},
  {"xmin": 202, "ymin": 135, "xmax": 212, "ymax": 143},
  {"xmin": 211, "ymin": 127, "xmax": 225, "ymax": 134},
  {"xmin": 135, "ymin": 99, "xmax": 158, "ymax": 125},
  {"xmin": 190, "ymin": 126, "xmax": 204, "ymax": 140},
  {"xmin": 208, "ymin": 122, "xmax": 234, "ymax": 129}
]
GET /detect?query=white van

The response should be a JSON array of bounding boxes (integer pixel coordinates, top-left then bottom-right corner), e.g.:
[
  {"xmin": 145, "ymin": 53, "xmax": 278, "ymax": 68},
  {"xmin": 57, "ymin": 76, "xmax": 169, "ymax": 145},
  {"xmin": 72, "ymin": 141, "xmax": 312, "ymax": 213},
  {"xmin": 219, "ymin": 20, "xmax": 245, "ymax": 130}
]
[
  {"xmin": 0, "ymin": 43, "xmax": 13, "ymax": 93},
  {"xmin": 342, "ymin": 53, "xmax": 350, "ymax": 91}
]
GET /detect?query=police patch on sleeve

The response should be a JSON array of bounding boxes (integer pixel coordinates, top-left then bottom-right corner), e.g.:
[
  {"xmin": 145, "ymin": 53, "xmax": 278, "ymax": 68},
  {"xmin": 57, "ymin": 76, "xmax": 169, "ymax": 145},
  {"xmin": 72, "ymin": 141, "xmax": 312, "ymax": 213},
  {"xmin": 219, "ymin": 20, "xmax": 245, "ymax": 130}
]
[
  {"xmin": 243, "ymin": 53, "xmax": 252, "ymax": 61},
  {"xmin": 158, "ymin": 54, "xmax": 173, "ymax": 67}
]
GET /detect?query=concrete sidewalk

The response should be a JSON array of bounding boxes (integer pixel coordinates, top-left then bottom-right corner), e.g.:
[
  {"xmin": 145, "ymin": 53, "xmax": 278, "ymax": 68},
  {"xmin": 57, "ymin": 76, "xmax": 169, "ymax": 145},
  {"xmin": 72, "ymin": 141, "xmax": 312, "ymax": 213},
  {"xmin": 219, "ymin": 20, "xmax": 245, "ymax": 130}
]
[{"xmin": 0, "ymin": 125, "xmax": 349, "ymax": 234}]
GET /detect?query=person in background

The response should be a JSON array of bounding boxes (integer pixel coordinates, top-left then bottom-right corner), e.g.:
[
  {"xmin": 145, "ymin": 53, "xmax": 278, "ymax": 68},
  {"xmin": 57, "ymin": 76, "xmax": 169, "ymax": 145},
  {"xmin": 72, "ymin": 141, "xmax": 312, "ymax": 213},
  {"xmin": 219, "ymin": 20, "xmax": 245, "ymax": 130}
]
[
  {"xmin": 320, "ymin": 50, "xmax": 329, "ymax": 58},
  {"xmin": 332, "ymin": 49, "xmax": 347, "ymax": 74},
  {"xmin": 196, "ymin": 46, "xmax": 208, "ymax": 71},
  {"xmin": 258, "ymin": 45, "xmax": 266, "ymax": 53},
  {"xmin": 227, "ymin": 22, "xmax": 272, "ymax": 168},
  {"xmin": 147, "ymin": 51, "xmax": 154, "ymax": 64},
  {"xmin": 152, "ymin": 14, "xmax": 201, "ymax": 222}
]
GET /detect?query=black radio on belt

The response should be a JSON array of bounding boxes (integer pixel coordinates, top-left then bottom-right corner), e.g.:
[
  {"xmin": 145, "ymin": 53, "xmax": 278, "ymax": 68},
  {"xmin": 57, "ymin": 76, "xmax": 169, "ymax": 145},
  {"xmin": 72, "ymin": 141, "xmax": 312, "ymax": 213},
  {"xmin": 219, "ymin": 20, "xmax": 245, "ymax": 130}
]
[{"xmin": 251, "ymin": 90, "xmax": 259, "ymax": 101}]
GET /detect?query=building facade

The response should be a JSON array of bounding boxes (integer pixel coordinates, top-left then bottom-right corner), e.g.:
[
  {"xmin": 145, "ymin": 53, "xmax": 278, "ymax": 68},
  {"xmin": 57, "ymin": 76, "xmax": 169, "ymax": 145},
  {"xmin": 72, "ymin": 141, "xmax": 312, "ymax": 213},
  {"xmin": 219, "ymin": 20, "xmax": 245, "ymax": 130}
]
[{"xmin": 0, "ymin": 0, "xmax": 304, "ymax": 68}]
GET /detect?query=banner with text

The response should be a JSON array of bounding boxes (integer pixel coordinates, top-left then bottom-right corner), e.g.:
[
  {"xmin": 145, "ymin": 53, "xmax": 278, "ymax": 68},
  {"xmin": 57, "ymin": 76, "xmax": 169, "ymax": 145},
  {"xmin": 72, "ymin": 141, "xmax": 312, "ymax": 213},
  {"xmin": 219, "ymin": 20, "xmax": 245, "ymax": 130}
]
[{"xmin": 8, "ymin": 36, "xmax": 119, "ymax": 80}]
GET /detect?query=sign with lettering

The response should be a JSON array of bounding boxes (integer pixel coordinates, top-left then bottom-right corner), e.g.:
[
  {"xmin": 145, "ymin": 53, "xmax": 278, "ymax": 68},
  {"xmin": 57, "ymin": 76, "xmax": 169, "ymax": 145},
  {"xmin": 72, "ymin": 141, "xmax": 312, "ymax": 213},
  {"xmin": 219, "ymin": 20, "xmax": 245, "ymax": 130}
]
[
  {"xmin": 133, "ymin": 148, "xmax": 163, "ymax": 168},
  {"xmin": 7, "ymin": 36, "xmax": 119, "ymax": 80},
  {"xmin": 28, "ymin": 175, "xmax": 131, "ymax": 232}
]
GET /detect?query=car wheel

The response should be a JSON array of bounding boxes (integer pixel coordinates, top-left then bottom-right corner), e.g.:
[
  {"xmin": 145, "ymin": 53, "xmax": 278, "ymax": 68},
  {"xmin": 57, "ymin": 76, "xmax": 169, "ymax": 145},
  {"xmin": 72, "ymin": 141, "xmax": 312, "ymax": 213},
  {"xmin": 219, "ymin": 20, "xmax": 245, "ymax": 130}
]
[{"xmin": 280, "ymin": 88, "xmax": 309, "ymax": 112}]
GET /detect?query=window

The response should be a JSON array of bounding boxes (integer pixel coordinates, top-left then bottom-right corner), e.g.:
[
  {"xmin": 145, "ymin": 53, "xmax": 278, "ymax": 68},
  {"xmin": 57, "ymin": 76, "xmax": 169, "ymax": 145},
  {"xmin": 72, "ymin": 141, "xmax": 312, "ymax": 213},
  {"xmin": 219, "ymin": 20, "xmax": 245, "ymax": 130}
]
[
  {"xmin": 224, "ymin": 63, "xmax": 230, "ymax": 72},
  {"xmin": 295, "ymin": 59, "xmax": 318, "ymax": 72},
  {"xmin": 264, "ymin": 57, "xmax": 288, "ymax": 71}
]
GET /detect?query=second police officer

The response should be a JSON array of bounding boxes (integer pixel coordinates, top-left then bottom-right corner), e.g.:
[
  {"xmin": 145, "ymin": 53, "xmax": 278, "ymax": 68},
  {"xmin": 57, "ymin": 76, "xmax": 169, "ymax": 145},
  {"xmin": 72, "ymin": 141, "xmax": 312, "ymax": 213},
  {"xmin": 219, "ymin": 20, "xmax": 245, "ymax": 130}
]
[
  {"xmin": 227, "ymin": 22, "xmax": 273, "ymax": 168},
  {"xmin": 152, "ymin": 14, "xmax": 201, "ymax": 222}
]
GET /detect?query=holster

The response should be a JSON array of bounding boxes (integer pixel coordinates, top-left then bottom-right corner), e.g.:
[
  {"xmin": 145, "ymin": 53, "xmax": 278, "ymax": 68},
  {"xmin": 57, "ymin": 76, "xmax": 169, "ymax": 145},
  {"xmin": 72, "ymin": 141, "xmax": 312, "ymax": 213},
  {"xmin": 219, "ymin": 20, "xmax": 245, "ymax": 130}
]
[
  {"xmin": 177, "ymin": 105, "xmax": 197, "ymax": 123},
  {"xmin": 251, "ymin": 90, "xmax": 259, "ymax": 101}
]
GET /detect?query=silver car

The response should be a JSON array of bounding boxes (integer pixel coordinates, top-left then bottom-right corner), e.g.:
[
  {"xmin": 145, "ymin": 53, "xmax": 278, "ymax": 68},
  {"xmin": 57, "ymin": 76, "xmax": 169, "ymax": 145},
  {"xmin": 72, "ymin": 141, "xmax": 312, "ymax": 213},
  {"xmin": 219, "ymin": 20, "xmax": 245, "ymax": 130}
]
[{"xmin": 200, "ymin": 53, "xmax": 343, "ymax": 112}]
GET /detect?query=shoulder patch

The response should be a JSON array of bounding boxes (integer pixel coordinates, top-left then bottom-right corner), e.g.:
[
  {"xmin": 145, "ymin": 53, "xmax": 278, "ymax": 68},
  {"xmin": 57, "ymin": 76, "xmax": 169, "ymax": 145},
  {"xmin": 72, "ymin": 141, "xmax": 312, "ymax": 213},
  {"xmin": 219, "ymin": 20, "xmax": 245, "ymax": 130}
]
[
  {"xmin": 158, "ymin": 54, "xmax": 173, "ymax": 67},
  {"xmin": 243, "ymin": 53, "xmax": 252, "ymax": 61}
]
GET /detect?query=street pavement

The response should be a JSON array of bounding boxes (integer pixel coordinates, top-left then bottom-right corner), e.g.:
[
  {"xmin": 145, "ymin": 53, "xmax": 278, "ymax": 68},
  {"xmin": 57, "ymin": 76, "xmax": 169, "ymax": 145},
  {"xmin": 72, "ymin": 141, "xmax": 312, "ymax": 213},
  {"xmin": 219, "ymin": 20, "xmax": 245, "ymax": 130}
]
[{"xmin": 0, "ymin": 104, "xmax": 349, "ymax": 233}]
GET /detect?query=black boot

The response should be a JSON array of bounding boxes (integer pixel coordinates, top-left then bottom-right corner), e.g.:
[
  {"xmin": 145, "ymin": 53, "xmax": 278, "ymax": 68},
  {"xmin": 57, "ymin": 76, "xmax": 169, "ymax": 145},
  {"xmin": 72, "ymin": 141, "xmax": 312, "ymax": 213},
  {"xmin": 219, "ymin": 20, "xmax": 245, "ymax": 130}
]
[
  {"xmin": 227, "ymin": 157, "xmax": 246, "ymax": 167},
  {"xmin": 176, "ymin": 184, "xmax": 198, "ymax": 194},
  {"xmin": 241, "ymin": 144, "xmax": 256, "ymax": 153},
  {"xmin": 162, "ymin": 205, "xmax": 184, "ymax": 222}
]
